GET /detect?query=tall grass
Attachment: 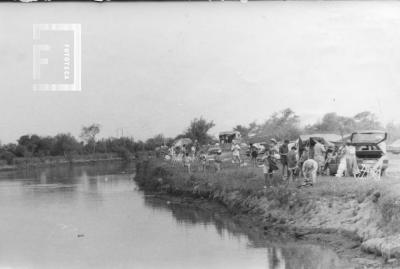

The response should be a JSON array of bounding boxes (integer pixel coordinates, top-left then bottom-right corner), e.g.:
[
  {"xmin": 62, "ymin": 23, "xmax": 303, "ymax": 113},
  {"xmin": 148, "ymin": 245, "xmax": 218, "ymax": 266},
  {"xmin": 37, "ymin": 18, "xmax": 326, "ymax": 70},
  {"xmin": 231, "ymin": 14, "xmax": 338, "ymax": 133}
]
[
  {"xmin": 136, "ymin": 158, "xmax": 400, "ymax": 236},
  {"xmin": 137, "ymin": 159, "xmax": 400, "ymax": 231},
  {"xmin": 139, "ymin": 158, "xmax": 397, "ymax": 197}
]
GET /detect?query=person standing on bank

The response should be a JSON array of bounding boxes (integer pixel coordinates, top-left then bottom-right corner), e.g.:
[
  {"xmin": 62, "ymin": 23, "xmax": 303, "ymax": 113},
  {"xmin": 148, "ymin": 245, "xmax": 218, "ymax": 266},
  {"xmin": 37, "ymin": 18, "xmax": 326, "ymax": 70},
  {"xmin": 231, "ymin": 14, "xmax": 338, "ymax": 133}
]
[
  {"xmin": 214, "ymin": 150, "xmax": 222, "ymax": 172},
  {"xmin": 345, "ymin": 142, "xmax": 359, "ymax": 176},
  {"xmin": 263, "ymin": 139, "xmax": 280, "ymax": 188},
  {"xmin": 199, "ymin": 151, "xmax": 207, "ymax": 172},
  {"xmin": 231, "ymin": 141, "xmax": 241, "ymax": 167},
  {"xmin": 335, "ymin": 143, "xmax": 347, "ymax": 177},
  {"xmin": 262, "ymin": 154, "xmax": 270, "ymax": 189},
  {"xmin": 183, "ymin": 153, "xmax": 192, "ymax": 174},
  {"xmin": 298, "ymin": 146, "xmax": 309, "ymax": 177},
  {"xmin": 250, "ymin": 143, "xmax": 258, "ymax": 167},
  {"xmin": 313, "ymin": 140, "xmax": 326, "ymax": 175},
  {"xmin": 279, "ymin": 140, "xmax": 289, "ymax": 179},
  {"xmin": 287, "ymin": 146, "xmax": 298, "ymax": 181},
  {"xmin": 262, "ymin": 151, "xmax": 278, "ymax": 189},
  {"xmin": 270, "ymin": 138, "xmax": 279, "ymax": 155}
]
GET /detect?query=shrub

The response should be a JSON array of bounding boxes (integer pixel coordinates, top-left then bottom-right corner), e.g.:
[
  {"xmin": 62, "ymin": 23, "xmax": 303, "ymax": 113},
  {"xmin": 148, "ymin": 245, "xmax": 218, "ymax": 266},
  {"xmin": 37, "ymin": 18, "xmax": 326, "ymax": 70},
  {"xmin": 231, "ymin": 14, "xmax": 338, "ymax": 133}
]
[
  {"xmin": 0, "ymin": 151, "xmax": 15, "ymax": 165},
  {"xmin": 115, "ymin": 147, "xmax": 133, "ymax": 161}
]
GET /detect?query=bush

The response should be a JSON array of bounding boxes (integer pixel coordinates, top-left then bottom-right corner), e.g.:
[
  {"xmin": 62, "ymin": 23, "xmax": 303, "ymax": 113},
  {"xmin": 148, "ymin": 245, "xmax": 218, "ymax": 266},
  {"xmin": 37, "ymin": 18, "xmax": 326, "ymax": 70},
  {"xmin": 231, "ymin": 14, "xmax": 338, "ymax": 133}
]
[
  {"xmin": 0, "ymin": 151, "xmax": 16, "ymax": 165},
  {"xmin": 115, "ymin": 147, "xmax": 133, "ymax": 161}
]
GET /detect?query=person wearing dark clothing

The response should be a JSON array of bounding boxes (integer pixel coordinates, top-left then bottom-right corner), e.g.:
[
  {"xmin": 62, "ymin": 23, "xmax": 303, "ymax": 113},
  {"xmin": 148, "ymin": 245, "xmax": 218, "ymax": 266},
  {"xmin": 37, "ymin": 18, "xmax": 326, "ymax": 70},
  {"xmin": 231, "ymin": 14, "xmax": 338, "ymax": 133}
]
[
  {"xmin": 262, "ymin": 153, "xmax": 278, "ymax": 188},
  {"xmin": 287, "ymin": 146, "xmax": 298, "ymax": 181},
  {"xmin": 308, "ymin": 139, "xmax": 316, "ymax": 160},
  {"xmin": 250, "ymin": 144, "xmax": 258, "ymax": 167},
  {"xmin": 279, "ymin": 140, "xmax": 289, "ymax": 179},
  {"xmin": 323, "ymin": 148, "xmax": 334, "ymax": 175},
  {"xmin": 264, "ymin": 150, "xmax": 279, "ymax": 187}
]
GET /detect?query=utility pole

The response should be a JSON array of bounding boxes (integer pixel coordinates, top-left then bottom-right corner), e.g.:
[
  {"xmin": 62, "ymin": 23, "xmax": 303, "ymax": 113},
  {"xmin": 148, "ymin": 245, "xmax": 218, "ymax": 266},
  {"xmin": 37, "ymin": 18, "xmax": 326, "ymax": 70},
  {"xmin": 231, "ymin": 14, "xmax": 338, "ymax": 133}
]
[{"xmin": 115, "ymin": 128, "xmax": 125, "ymax": 138}]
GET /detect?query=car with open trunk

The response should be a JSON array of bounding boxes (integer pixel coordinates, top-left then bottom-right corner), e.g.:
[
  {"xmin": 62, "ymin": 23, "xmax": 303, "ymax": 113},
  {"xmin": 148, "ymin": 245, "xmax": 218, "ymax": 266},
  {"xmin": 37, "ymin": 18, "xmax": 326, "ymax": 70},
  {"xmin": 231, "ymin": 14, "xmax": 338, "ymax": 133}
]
[{"xmin": 327, "ymin": 130, "xmax": 388, "ymax": 176}]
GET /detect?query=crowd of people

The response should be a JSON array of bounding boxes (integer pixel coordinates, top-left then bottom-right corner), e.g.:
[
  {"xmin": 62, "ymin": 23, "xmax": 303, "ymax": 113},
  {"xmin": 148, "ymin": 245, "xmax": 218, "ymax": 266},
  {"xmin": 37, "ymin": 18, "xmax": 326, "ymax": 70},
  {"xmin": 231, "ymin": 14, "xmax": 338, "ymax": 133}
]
[
  {"xmin": 164, "ymin": 136, "xmax": 364, "ymax": 189},
  {"xmin": 234, "ymin": 137, "xmax": 365, "ymax": 188},
  {"xmin": 251, "ymin": 138, "xmax": 362, "ymax": 188}
]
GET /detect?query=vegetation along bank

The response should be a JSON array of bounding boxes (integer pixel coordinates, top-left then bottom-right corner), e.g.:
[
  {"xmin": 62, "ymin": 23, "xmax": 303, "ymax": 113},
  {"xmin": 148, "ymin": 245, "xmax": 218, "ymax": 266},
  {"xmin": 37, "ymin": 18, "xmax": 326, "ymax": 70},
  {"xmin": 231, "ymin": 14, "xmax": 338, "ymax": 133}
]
[{"xmin": 135, "ymin": 159, "xmax": 400, "ymax": 268}]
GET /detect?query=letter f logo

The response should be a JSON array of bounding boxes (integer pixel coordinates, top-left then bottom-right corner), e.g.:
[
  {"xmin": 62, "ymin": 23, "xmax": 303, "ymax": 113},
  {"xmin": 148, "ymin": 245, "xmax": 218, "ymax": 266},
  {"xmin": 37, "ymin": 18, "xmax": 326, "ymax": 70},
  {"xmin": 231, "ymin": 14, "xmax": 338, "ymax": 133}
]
[
  {"xmin": 33, "ymin": 44, "xmax": 50, "ymax": 80},
  {"xmin": 33, "ymin": 25, "xmax": 51, "ymax": 80}
]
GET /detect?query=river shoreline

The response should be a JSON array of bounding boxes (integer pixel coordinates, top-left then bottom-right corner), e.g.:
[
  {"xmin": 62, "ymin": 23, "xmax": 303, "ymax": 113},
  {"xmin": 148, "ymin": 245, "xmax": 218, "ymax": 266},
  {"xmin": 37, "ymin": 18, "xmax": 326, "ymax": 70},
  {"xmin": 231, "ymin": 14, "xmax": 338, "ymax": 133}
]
[
  {"xmin": 0, "ymin": 154, "xmax": 135, "ymax": 171},
  {"xmin": 135, "ymin": 159, "xmax": 400, "ymax": 269},
  {"xmin": 144, "ymin": 191, "xmax": 383, "ymax": 269}
]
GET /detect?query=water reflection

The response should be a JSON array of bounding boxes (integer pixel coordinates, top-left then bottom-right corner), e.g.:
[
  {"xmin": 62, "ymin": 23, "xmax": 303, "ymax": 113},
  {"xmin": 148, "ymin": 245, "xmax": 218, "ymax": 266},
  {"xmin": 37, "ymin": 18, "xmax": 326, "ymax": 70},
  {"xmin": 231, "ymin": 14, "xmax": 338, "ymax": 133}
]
[
  {"xmin": 144, "ymin": 197, "xmax": 247, "ymax": 240},
  {"xmin": 144, "ymin": 196, "xmax": 352, "ymax": 269},
  {"xmin": 0, "ymin": 162, "xmax": 351, "ymax": 269}
]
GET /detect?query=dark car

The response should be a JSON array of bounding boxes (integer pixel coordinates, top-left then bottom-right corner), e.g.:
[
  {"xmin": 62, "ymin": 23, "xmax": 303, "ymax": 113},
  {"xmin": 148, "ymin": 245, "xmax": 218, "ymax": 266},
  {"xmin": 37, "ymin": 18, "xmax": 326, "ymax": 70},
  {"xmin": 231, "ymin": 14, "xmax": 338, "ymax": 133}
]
[
  {"xmin": 328, "ymin": 130, "xmax": 388, "ymax": 176},
  {"xmin": 246, "ymin": 142, "xmax": 269, "ymax": 156}
]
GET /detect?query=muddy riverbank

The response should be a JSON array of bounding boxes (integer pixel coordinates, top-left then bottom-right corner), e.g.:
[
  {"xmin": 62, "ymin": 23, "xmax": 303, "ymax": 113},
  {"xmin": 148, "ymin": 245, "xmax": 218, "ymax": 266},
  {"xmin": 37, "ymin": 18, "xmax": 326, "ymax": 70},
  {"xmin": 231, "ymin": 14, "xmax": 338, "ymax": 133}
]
[{"xmin": 135, "ymin": 159, "xmax": 400, "ymax": 268}]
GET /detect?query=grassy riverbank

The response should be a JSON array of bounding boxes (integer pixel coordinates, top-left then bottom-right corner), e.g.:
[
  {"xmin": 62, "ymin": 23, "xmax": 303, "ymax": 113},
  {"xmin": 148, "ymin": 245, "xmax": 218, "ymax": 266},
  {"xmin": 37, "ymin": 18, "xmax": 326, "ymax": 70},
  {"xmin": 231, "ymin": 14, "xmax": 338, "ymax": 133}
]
[{"xmin": 135, "ymin": 159, "xmax": 400, "ymax": 268}]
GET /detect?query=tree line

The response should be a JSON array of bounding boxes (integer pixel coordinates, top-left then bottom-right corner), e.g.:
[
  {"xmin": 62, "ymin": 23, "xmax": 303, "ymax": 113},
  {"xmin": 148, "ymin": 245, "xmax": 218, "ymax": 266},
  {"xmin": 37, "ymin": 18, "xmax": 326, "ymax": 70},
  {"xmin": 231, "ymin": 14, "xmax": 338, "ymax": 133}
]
[
  {"xmin": 234, "ymin": 109, "xmax": 400, "ymax": 142},
  {"xmin": 1, "ymin": 109, "xmax": 399, "ymax": 165},
  {"xmin": 0, "ymin": 125, "xmax": 141, "ymax": 164}
]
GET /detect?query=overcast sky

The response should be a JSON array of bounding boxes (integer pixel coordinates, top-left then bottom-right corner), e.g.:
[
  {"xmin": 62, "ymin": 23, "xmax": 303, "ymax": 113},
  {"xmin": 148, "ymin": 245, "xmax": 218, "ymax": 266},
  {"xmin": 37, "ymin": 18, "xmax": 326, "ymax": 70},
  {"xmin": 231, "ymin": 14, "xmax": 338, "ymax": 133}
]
[{"xmin": 1, "ymin": 1, "xmax": 400, "ymax": 143}]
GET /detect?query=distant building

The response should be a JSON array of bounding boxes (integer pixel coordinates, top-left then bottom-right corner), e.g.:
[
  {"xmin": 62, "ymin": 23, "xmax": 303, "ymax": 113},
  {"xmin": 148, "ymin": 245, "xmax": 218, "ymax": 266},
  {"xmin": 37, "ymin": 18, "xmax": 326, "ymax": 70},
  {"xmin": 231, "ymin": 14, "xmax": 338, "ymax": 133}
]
[{"xmin": 218, "ymin": 131, "xmax": 241, "ymax": 144}]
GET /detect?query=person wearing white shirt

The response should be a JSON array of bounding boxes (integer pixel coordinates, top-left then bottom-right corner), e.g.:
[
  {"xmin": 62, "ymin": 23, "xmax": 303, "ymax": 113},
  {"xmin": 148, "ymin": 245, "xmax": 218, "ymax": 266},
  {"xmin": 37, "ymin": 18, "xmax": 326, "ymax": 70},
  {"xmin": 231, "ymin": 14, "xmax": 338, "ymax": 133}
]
[{"xmin": 231, "ymin": 142, "xmax": 241, "ymax": 167}]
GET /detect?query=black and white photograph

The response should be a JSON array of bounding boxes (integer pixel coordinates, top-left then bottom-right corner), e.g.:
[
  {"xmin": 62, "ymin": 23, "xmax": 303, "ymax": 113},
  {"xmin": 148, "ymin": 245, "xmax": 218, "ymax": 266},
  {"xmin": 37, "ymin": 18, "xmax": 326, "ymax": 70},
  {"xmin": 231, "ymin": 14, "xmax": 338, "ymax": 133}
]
[{"xmin": 1, "ymin": 0, "xmax": 400, "ymax": 268}]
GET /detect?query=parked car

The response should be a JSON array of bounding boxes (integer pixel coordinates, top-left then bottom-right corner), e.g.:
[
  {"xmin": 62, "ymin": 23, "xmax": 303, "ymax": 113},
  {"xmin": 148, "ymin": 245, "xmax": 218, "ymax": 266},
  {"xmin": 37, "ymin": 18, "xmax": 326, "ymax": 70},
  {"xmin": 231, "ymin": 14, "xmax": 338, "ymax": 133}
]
[
  {"xmin": 387, "ymin": 139, "xmax": 400, "ymax": 154},
  {"xmin": 245, "ymin": 142, "xmax": 268, "ymax": 157},
  {"xmin": 205, "ymin": 147, "xmax": 221, "ymax": 162},
  {"xmin": 328, "ymin": 130, "xmax": 388, "ymax": 176},
  {"xmin": 204, "ymin": 147, "xmax": 231, "ymax": 162}
]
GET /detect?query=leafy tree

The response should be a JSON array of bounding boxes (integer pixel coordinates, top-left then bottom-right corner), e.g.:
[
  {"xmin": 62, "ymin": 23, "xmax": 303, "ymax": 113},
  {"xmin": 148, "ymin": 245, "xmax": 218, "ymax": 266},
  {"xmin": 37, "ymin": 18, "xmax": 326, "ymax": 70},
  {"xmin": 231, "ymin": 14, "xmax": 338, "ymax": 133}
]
[
  {"xmin": 145, "ymin": 134, "xmax": 166, "ymax": 150},
  {"xmin": 183, "ymin": 117, "xmax": 215, "ymax": 145},
  {"xmin": 15, "ymin": 145, "xmax": 29, "ymax": 157},
  {"xmin": 257, "ymin": 108, "xmax": 301, "ymax": 141},
  {"xmin": 0, "ymin": 151, "xmax": 15, "ymax": 165},
  {"xmin": 1, "ymin": 143, "xmax": 17, "ymax": 154},
  {"xmin": 94, "ymin": 136, "xmax": 141, "ymax": 155},
  {"xmin": 0, "ymin": 143, "xmax": 17, "ymax": 164},
  {"xmin": 233, "ymin": 121, "xmax": 257, "ymax": 139},
  {"xmin": 16, "ymin": 135, "xmax": 57, "ymax": 157},
  {"xmin": 80, "ymin": 124, "xmax": 101, "ymax": 153},
  {"xmin": 17, "ymin": 134, "xmax": 41, "ymax": 156},
  {"xmin": 353, "ymin": 111, "xmax": 382, "ymax": 130},
  {"xmin": 134, "ymin": 140, "xmax": 145, "ymax": 152},
  {"xmin": 51, "ymin": 133, "xmax": 82, "ymax": 158},
  {"xmin": 305, "ymin": 112, "xmax": 355, "ymax": 135},
  {"xmin": 305, "ymin": 111, "xmax": 382, "ymax": 137},
  {"xmin": 36, "ymin": 136, "xmax": 55, "ymax": 157}
]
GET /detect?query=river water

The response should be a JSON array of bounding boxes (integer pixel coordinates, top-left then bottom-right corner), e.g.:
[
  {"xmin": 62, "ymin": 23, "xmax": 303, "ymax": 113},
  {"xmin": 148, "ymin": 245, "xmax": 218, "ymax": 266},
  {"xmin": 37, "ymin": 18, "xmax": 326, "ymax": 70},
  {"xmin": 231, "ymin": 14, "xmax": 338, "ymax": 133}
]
[{"xmin": 0, "ymin": 162, "xmax": 353, "ymax": 269}]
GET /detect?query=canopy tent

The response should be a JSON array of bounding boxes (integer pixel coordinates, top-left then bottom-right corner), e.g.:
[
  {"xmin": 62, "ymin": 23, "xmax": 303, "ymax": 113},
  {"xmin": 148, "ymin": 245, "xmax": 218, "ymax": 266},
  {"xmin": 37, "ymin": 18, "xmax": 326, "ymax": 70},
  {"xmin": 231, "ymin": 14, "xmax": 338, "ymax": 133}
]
[
  {"xmin": 298, "ymin": 134, "xmax": 342, "ymax": 156},
  {"xmin": 219, "ymin": 131, "xmax": 240, "ymax": 136},
  {"xmin": 173, "ymin": 138, "xmax": 192, "ymax": 148},
  {"xmin": 246, "ymin": 135, "xmax": 271, "ymax": 144},
  {"xmin": 299, "ymin": 134, "xmax": 342, "ymax": 144}
]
